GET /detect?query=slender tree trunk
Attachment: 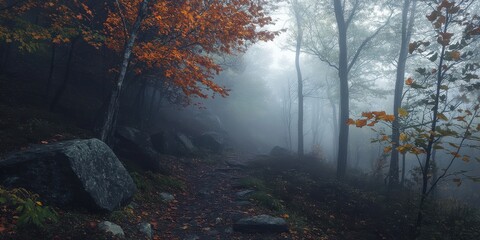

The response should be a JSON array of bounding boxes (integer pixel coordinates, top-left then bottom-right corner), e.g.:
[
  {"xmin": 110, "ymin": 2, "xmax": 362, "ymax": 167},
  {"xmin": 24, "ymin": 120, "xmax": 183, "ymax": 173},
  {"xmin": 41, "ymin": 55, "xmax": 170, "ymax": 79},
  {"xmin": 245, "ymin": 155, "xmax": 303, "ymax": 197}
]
[
  {"xmin": 401, "ymin": 152, "xmax": 406, "ymax": 186},
  {"xmin": 389, "ymin": 0, "xmax": 417, "ymax": 187},
  {"xmin": 0, "ymin": 42, "xmax": 11, "ymax": 73},
  {"xmin": 430, "ymin": 148, "xmax": 438, "ymax": 197},
  {"xmin": 415, "ymin": 9, "xmax": 448, "ymax": 234},
  {"xmin": 46, "ymin": 43, "xmax": 56, "ymax": 98},
  {"xmin": 50, "ymin": 39, "xmax": 76, "ymax": 111},
  {"xmin": 100, "ymin": 0, "xmax": 150, "ymax": 145},
  {"xmin": 329, "ymin": 94, "xmax": 338, "ymax": 160},
  {"xmin": 333, "ymin": 0, "xmax": 349, "ymax": 179},
  {"xmin": 294, "ymin": 0, "xmax": 304, "ymax": 158}
]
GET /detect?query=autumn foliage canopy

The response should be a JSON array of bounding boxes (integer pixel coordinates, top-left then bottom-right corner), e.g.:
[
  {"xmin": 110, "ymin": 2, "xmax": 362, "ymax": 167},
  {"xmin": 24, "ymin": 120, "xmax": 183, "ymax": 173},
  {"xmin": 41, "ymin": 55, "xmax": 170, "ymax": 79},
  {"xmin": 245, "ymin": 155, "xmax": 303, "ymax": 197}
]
[
  {"xmin": 0, "ymin": 0, "xmax": 278, "ymax": 99},
  {"xmin": 104, "ymin": 0, "xmax": 277, "ymax": 99}
]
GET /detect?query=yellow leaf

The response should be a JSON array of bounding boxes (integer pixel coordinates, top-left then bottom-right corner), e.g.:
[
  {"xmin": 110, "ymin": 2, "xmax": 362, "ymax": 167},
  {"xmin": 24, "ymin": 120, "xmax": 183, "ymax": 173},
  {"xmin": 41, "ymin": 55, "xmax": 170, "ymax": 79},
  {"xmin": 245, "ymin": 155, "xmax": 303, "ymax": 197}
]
[
  {"xmin": 411, "ymin": 147, "xmax": 424, "ymax": 155},
  {"xmin": 397, "ymin": 145, "xmax": 408, "ymax": 154},
  {"xmin": 36, "ymin": 201, "xmax": 43, "ymax": 206},
  {"xmin": 450, "ymin": 152, "xmax": 461, "ymax": 158},
  {"xmin": 437, "ymin": 113, "xmax": 448, "ymax": 121},
  {"xmin": 384, "ymin": 146, "xmax": 392, "ymax": 153},
  {"xmin": 451, "ymin": 50, "xmax": 461, "ymax": 60},
  {"xmin": 399, "ymin": 133, "xmax": 408, "ymax": 142},
  {"xmin": 398, "ymin": 108, "xmax": 408, "ymax": 118}
]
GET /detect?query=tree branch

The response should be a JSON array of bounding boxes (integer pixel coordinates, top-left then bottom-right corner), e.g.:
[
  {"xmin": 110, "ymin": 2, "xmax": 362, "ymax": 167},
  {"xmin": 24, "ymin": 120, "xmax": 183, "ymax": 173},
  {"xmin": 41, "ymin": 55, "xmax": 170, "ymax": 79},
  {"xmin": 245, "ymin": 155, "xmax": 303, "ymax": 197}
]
[
  {"xmin": 347, "ymin": 12, "xmax": 392, "ymax": 73},
  {"xmin": 115, "ymin": 0, "xmax": 130, "ymax": 43}
]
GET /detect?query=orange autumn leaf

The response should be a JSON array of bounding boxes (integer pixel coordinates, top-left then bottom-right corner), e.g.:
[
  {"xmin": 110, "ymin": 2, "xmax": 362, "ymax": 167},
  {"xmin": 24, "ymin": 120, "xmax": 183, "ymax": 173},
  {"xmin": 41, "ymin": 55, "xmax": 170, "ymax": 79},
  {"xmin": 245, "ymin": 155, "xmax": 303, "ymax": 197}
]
[
  {"xmin": 405, "ymin": 77, "xmax": 414, "ymax": 85},
  {"xmin": 361, "ymin": 112, "xmax": 374, "ymax": 119},
  {"xmin": 347, "ymin": 118, "xmax": 355, "ymax": 125},
  {"xmin": 355, "ymin": 119, "xmax": 368, "ymax": 128},
  {"xmin": 372, "ymin": 111, "xmax": 387, "ymax": 117},
  {"xmin": 384, "ymin": 115, "xmax": 395, "ymax": 122},
  {"xmin": 104, "ymin": 0, "xmax": 278, "ymax": 99}
]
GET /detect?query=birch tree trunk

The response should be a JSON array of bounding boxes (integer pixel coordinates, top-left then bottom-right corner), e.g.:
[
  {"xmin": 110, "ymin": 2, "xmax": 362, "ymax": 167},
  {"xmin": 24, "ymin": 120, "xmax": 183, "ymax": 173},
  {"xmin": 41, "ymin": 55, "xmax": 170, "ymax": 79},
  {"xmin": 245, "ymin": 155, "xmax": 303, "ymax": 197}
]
[{"xmin": 100, "ymin": 0, "xmax": 150, "ymax": 145}]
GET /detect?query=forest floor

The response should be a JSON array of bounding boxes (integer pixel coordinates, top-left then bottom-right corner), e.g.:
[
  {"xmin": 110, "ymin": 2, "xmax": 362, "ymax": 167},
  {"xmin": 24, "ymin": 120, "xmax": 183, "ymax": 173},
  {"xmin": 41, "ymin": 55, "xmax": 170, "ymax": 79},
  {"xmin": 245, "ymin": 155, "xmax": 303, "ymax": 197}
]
[{"xmin": 1, "ymin": 81, "xmax": 480, "ymax": 239}]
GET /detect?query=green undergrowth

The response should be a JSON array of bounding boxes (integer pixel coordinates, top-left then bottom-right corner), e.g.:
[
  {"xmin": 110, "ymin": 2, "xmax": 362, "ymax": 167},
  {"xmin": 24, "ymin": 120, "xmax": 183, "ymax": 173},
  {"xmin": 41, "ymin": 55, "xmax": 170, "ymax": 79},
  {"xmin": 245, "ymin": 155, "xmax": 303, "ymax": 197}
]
[
  {"xmin": 0, "ymin": 187, "xmax": 58, "ymax": 230},
  {"xmin": 131, "ymin": 171, "xmax": 185, "ymax": 202},
  {"xmin": 242, "ymin": 155, "xmax": 480, "ymax": 239}
]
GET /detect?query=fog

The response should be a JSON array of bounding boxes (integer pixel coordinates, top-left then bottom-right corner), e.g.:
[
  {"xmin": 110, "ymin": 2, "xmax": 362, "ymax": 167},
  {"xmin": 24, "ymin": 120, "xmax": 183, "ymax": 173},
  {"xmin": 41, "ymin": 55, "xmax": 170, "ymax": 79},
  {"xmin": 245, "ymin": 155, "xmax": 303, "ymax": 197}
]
[{"xmin": 136, "ymin": 0, "xmax": 480, "ymax": 207}]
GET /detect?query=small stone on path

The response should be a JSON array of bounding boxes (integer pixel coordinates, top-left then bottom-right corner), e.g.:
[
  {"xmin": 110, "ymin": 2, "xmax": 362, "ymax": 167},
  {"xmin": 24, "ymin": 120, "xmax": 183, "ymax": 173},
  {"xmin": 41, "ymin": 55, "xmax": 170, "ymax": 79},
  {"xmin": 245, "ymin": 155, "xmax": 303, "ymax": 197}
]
[
  {"xmin": 160, "ymin": 192, "xmax": 175, "ymax": 202},
  {"xmin": 235, "ymin": 189, "xmax": 255, "ymax": 199},
  {"xmin": 137, "ymin": 222, "xmax": 153, "ymax": 239},
  {"xmin": 98, "ymin": 221, "xmax": 125, "ymax": 237},
  {"xmin": 233, "ymin": 214, "xmax": 288, "ymax": 233}
]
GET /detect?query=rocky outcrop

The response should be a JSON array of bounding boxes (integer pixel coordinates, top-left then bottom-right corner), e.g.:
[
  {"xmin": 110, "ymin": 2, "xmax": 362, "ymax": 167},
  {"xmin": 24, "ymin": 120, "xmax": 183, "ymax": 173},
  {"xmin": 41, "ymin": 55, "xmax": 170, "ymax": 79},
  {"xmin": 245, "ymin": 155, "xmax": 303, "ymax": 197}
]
[
  {"xmin": 0, "ymin": 138, "xmax": 136, "ymax": 212},
  {"xmin": 115, "ymin": 126, "xmax": 169, "ymax": 173},
  {"xmin": 233, "ymin": 215, "xmax": 288, "ymax": 233},
  {"xmin": 193, "ymin": 132, "xmax": 225, "ymax": 153},
  {"xmin": 270, "ymin": 146, "xmax": 291, "ymax": 157},
  {"xmin": 150, "ymin": 131, "xmax": 196, "ymax": 156}
]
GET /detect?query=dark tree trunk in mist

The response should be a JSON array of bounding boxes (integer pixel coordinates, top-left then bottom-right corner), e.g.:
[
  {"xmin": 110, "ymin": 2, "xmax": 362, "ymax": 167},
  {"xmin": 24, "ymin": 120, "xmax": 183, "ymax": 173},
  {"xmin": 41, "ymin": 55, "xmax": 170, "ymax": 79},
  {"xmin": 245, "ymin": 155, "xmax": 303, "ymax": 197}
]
[
  {"xmin": 400, "ymin": 152, "xmax": 406, "ymax": 186},
  {"xmin": 50, "ymin": 39, "xmax": 77, "ymax": 111},
  {"xmin": 329, "ymin": 98, "xmax": 338, "ymax": 159},
  {"xmin": 100, "ymin": 0, "xmax": 149, "ymax": 145},
  {"xmin": 46, "ymin": 43, "xmax": 56, "ymax": 98},
  {"xmin": 282, "ymin": 78, "xmax": 293, "ymax": 151},
  {"xmin": 0, "ymin": 42, "xmax": 11, "ymax": 73},
  {"xmin": 333, "ymin": 0, "xmax": 350, "ymax": 179},
  {"xmin": 293, "ymin": 0, "xmax": 304, "ymax": 158},
  {"xmin": 333, "ymin": 0, "xmax": 388, "ymax": 179},
  {"xmin": 389, "ymin": 0, "xmax": 417, "ymax": 187}
]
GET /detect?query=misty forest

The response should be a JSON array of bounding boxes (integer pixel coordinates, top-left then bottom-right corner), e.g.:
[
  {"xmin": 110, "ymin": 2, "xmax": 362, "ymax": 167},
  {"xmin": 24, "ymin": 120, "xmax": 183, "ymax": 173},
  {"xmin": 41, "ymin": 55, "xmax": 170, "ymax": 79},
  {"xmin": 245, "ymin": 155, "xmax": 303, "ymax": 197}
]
[{"xmin": 0, "ymin": 0, "xmax": 479, "ymax": 239}]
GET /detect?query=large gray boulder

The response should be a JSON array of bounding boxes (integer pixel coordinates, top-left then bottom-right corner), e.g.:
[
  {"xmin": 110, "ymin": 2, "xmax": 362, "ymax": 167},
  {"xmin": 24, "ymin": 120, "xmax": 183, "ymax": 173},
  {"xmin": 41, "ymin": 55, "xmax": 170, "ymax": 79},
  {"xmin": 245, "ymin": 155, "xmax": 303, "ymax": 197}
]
[
  {"xmin": 233, "ymin": 215, "xmax": 288, "ymax": 233},
  {"xmin": 0, "ymin": 138, "xmax": 136, "ymax": 212}
]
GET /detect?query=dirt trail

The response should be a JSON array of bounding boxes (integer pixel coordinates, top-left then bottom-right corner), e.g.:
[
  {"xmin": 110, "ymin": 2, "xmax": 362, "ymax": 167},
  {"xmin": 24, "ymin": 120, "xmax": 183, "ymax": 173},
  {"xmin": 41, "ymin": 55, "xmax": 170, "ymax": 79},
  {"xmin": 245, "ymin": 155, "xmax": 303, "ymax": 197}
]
[{"xmin": 156, "ymin": 153, "xmax": 291, "ymax": 240}]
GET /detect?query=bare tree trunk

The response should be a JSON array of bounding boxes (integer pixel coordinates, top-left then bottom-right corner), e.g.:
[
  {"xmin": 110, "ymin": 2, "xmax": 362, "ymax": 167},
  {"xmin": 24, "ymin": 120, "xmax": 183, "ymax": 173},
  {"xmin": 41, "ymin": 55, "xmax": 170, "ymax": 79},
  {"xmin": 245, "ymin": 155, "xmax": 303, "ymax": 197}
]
[
  {"xmin": 46, "ymin": 43, "xmax": 56, "ymax": 98},
  {"xmin": 333, "ymin": 0, "xmax": 349, "ymax": 179},
  {"xmin": 400, "ymin": 152, "xmax": 406, "ymax": 186},
  {"xmin": 329, "ymin": 95, "xmax": 338, "ymax": 160},
  {"xmin": 50, "ymin": 39, "xmax": 77, "ymax": 111},
  {"xmin": 389, "ymin": 0, "xmax": 417, "ymax": 187},
  {"xmin": 282, "ymin": 80, "xmax": 293, "ymax": 151},
  {"xmin": 0, "ymin": 42, "xmax": 11, "ymax": 73},
  {"xmin": 415, "ymin": 10, "xmax": 448, "ymax": 234},
  {"xmin": 99, "ymin": 0, "xmax": 150, "ymax": 145},
  {"xmin": 294, "ymin": 0, "xmax": 304, "ymax": 158}
]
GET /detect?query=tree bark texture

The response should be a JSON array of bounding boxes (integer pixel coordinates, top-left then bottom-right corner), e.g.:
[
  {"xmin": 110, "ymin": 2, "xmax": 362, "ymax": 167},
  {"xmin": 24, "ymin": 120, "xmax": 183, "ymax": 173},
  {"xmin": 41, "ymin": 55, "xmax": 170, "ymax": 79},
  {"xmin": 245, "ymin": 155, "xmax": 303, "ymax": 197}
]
[
  {"xmin": 389, "ymin": 0, "xmax": 417, "ymax": 187},
  {"xmin": 100, "ymin": 0, "xmax": 150, "ymax": 145}
]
